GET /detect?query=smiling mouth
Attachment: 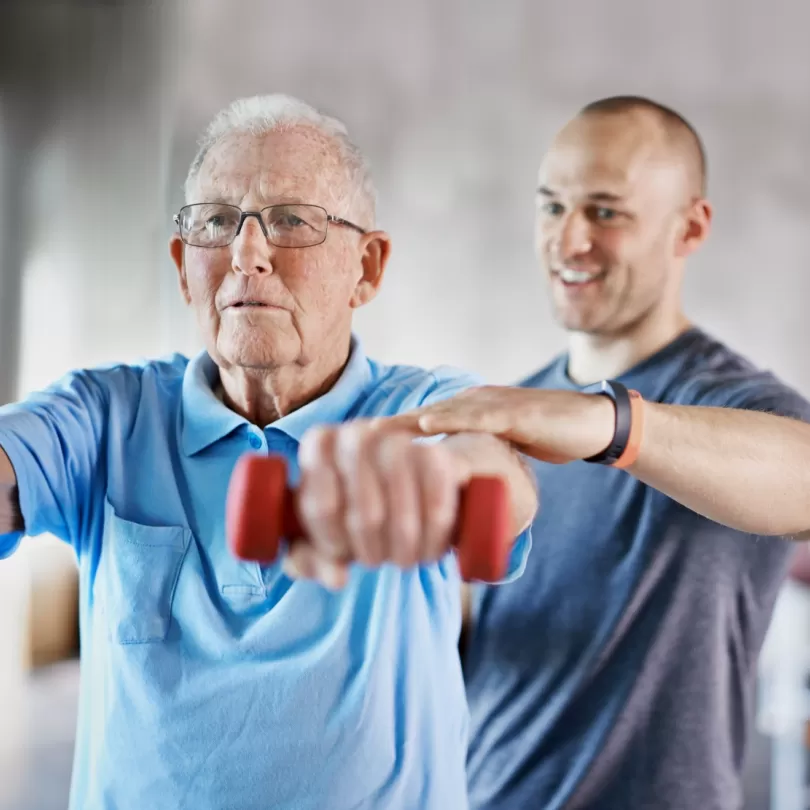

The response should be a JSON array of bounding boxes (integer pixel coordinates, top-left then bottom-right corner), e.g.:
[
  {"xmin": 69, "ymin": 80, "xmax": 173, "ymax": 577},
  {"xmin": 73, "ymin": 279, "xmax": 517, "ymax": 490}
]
[{"xmin": 553, "ymin": 268, "xmax": 607, "ymax": 286}]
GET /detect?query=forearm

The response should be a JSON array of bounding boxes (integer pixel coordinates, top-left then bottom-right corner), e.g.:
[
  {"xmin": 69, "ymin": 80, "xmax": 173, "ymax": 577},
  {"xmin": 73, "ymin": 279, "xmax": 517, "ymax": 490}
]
[
  {"xmin": 628, "ymin": 402, "xmax": 810, "ymax": 537},
  {"xmin": 441, "ymin": 432, "xmax": 537, "ymax": 537},
  {"xmin": 392, "ymin": 384, "xmax": 810, "ymax": 539},
  {"xmin": 522, "ymin": 391, "xmax": 810, "ymax": 537}
]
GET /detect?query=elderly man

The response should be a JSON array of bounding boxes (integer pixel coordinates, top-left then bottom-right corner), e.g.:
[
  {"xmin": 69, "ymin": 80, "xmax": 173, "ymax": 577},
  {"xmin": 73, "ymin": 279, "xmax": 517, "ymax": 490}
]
[
  {"xmin": 391, "ymin": 96, "xmax": 810, "ymax": 809},
  {"xmin": 0, "ymin": 94, "xmax": 535, "ymax": 810}
]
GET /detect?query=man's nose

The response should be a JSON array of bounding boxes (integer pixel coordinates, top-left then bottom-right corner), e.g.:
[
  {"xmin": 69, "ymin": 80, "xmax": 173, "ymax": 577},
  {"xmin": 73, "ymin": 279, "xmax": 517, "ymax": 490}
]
[
  {"xmin": 556, "ymin": 212, "xmax": 593, "ymax": 261},
  {"xmin": 231, "ymin": 213, "xmax": 274, "ymax": 276}
]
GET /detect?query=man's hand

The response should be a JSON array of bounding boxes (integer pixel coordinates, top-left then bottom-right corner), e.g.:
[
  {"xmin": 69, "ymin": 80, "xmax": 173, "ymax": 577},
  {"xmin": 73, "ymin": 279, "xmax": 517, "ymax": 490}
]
[
  {"xmin": 380, "ymin": 386, "xmax": 616, "ymax": 464},
  {"xmin": 288, "ymin": 421, "xmax": 470, "ymax": 589},
  {"xmin": 381, "ymin": 385, "xmax": 810, "ymax": 539}
]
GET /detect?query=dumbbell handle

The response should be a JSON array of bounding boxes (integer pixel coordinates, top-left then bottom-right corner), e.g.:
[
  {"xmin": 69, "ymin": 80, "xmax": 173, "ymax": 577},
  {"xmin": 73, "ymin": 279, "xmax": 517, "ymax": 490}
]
[
  {"xmin": 280, "ymin": 486, "xmax": 304, "ymax": 540},
  {"xmin": 226, "ymin": 453, "xmax": 512, "ymax": 582}
]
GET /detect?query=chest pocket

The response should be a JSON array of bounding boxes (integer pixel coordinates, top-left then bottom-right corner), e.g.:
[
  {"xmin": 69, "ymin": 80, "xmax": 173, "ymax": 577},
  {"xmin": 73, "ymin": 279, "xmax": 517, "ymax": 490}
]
[{"xmin": 99, "ymin": 502, "xmax": 191, "ymax": 645}]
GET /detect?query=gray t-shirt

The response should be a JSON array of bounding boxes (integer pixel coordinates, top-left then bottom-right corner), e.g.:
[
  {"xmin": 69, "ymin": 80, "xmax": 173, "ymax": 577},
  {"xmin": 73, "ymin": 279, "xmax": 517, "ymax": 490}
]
[{"xmin": 465, "ymin": 328, "xmax": 810, "ymax": 810}]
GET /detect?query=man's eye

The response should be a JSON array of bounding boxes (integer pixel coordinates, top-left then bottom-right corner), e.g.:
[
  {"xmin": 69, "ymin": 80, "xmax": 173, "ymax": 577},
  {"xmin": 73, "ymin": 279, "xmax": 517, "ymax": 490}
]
[
  {"xmin": 591, "ymin": 207, "xmax": 619, "ymax": 222},
  {"xmin": 275, "ymin": 214, "xmax": 306, "ymax": 228},
  {"xmin": 540, "ymin": 201, "xmax": 564, "ymax": 216}
]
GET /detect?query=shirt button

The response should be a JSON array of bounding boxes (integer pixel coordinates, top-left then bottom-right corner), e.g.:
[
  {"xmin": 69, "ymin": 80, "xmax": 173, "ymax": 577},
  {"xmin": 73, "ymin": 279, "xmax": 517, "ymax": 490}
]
[{"xmin": 248, "ymin": 432, "xmax": 263, "ymax": 450}]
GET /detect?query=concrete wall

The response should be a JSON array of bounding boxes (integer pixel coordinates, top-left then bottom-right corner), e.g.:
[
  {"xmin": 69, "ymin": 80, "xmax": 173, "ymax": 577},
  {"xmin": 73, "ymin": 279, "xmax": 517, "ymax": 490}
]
[
  {"xmin": 3, "ymin": 1, "xmax": 808, "ymax": 395},
  {"xmin": 0, "ymin": 2, "xmax": 179, "ymax": 397},
  {"xmin": 163, "ymin": 0, "xmax": 810, "ymax": 390},
  {"xmin": 0, "ymin": 4, "xmax": 808, "ymax": 806}
]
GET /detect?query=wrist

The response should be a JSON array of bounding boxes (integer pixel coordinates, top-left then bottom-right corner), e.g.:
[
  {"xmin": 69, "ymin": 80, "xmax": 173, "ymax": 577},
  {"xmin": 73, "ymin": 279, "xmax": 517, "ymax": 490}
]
[
  {"xmin": 583, "ymin": 393, "xmax": 618, "ymax": 459},
  {"xmin": 514, "ymin": 390, "xmax": 616, "ymax": 464},
  {"xmin": 581, "ymin": 381, "xmax": 645, "ymax": 467}
]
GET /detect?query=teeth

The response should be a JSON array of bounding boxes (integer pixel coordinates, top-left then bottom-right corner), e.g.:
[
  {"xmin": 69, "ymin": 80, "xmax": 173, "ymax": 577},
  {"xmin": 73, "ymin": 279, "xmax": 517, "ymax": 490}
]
[{"xmin": 559, "ymin": 268, "xmax": 599, "ymax": 284}]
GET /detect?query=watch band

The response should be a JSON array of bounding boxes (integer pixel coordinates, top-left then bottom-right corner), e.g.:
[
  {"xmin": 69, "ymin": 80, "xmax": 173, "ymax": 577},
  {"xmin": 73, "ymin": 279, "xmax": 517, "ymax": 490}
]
[{"xmin": 582, "ymin": 380, "xmax": 644, "ymax": 468}]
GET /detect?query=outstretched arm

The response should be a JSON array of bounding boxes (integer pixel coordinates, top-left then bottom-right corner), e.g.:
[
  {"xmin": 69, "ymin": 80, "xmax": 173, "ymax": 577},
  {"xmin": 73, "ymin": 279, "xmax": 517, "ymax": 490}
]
[
  {"xmin": 381, "ymin": 386, "xmax": 810, "ymax": 539},
  {"xmin": 623, "ymin": 399, "xmax": 810, "ymax": 538}
]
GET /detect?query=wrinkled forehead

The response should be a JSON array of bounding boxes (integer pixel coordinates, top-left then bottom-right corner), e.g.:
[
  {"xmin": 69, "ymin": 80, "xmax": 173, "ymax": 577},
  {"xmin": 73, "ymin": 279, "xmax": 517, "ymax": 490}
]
[{"xmin": 193, "ymin": 126, "xmax": 348, "ymax": 208}]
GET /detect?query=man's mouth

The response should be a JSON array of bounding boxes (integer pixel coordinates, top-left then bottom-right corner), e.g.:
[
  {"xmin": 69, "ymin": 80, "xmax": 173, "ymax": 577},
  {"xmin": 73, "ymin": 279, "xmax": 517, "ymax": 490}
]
[
  {"xmin": 227, "ymin": 300, "xmax": 283, "ymax": 310},
  {"xmin": 553, "ymin": 268, "xmax": 606, "ymax": 287}
]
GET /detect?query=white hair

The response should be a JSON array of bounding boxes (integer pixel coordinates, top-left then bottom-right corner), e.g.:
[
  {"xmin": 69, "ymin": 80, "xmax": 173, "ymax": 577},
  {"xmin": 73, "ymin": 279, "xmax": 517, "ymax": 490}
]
[{"xmin": 184, "ymin": 93, "xmax": 377, "ymax": 222}]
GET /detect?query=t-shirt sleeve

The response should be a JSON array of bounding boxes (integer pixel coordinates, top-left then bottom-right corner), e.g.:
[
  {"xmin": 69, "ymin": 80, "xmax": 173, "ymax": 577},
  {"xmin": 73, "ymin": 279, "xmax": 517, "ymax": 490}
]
[
  {"xmin": 415, "ymin": 366, "xmax": 533, "ymax": 584},
  {"xmin": 0, "ymin": 370, "xmax": 111, "ymax": 557},
  {"xmin": 681, "ymin": 370, "xmax": 810, "ymax": 423}
]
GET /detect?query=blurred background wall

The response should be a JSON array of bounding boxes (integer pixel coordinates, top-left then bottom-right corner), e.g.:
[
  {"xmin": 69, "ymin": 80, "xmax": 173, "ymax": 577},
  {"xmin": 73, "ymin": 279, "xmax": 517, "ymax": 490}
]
[{"xmin": 1, "ymin": 1, "xmax": 809, "ymax": 808}]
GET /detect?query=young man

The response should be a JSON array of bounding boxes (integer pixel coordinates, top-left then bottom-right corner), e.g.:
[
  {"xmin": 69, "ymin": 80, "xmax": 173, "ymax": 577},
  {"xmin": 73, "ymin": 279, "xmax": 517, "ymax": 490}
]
[{"xmin": 392, "ymin": 96, "xmax": 810, "ymax": 810}]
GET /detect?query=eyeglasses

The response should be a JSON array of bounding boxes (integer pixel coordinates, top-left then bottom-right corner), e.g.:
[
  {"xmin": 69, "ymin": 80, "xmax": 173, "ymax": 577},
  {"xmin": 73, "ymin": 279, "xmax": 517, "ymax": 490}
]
[{"xmin": 174, "ymin": 203, "xmax": 367, "ymax": 249}]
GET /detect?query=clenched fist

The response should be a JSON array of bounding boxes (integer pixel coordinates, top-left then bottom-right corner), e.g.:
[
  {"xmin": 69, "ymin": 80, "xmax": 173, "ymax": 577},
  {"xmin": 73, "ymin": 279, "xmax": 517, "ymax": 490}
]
[{"xmin": 286, "ymin": 421, "xmax": 470, "ymax": 588}]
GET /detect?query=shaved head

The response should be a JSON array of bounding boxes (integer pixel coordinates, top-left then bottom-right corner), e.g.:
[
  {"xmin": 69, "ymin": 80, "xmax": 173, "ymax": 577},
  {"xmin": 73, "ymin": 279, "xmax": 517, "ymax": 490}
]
[
  {"xmin": 534, "ymin": 95, "xmax": 713, "ymax": 339},
  {"xmin": 577, "ymin": 96, "xmax": 707, "ymax": 198}
]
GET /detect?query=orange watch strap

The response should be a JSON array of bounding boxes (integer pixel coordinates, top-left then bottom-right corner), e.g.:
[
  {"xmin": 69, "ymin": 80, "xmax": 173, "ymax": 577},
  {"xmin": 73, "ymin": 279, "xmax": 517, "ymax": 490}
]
[{"xmin": 611, "ymin": 389, "xmax": 644, "ymax": 469}]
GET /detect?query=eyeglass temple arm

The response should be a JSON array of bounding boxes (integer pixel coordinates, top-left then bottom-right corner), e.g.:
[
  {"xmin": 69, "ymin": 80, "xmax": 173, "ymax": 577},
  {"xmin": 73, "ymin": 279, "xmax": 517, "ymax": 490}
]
[{"xmin": 328, "ymin": 215, "xmax": 367, "ymax": 235}]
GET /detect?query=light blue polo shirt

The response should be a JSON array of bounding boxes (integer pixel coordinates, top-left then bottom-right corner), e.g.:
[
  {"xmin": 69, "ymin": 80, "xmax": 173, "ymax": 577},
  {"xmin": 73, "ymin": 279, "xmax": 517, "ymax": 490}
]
[{"xmin": 0, "ymin": 336, "xmax": 530, "ymax": 810}]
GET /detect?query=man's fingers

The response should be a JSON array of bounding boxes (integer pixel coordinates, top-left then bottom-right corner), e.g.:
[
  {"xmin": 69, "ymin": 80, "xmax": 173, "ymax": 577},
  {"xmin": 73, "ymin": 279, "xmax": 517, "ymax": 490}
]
[
  {"xmin": 367, "ymin": 412, "xmax": 428, "ymax": 434},
  {"xmin": 414, "ymin": 443, "xmax": 460, "ymax": 562},
  {"xmin": 334, "ymin": 424, "xmax": 388, "ymax": 567},
  {"xmin": 297, "ymin": 427, "xmax": 351, "ymax": 563},
  {"xmin": 293, "ymin": 419, "xmax": 481, "ymax": 585},
  {"xmin": 369, "ymin": 408, "xmax": 472, "ymax": 437},
  {"xmin": 375, "ymin": 434, "xmax": 423, "ymax": 568},
  {"xmin": 372, "ymin": 405, "xmax": 508, "ymax": 438}
]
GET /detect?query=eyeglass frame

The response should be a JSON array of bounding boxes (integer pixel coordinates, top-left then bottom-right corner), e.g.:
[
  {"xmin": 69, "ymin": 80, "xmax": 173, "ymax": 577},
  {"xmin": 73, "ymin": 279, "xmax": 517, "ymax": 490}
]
[{"xmin": 173, "ymin": 202, "xmax": 368, "ymax": 248}]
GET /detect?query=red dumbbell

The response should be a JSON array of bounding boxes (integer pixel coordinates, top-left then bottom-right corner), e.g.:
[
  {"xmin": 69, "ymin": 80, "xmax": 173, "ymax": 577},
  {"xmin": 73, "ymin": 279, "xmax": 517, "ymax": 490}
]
[{"xmin": 225, "ymin": 453, "xmax": 512, "ymax": 582}]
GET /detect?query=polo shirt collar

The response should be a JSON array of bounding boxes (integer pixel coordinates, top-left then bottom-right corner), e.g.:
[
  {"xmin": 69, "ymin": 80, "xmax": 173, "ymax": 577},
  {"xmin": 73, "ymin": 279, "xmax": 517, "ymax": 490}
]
[{"xmin": 181, "ymin": 335, "xmax": 373, "ymax": 456}]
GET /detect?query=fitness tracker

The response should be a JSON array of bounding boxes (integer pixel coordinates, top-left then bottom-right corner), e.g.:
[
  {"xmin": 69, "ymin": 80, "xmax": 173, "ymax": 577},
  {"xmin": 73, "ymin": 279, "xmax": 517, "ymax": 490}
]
[{"xmin": 582, "ymin": 380, "xmax": 644, "ymax": 468}]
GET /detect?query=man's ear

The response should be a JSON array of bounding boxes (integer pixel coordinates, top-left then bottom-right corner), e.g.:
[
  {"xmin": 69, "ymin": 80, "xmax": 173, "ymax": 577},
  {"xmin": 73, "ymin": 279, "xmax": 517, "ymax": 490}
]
[
  {"xmin": 169, "ymin": 234, "xmax": 192, "ymax": 305},
  {"xmin": 675, "ymin": 198, "xmax": 712, "ymax": 259},
  {"xmin": 350, "ymin": 231, "xmax": 392, "ymax": 309}
]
